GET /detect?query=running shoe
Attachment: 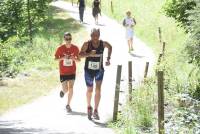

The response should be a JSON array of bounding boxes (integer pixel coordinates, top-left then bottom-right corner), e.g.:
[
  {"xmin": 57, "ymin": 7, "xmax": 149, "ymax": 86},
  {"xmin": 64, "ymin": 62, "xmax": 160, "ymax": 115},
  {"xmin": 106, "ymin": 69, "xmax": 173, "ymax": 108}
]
[
  {"xmin": 60, "ymin": 90, "xmax": 64, "ymax": 98},
  {"xmin": 66, "ymin": 105, "xmax": 72, "ymax": 112},
  {"xmin": 87, "ymin": 106, "xmax": 93, "ymax": 120},
  {"xmin": 93, "ymin": 109, "xmax": 100, "ymax": 120}
]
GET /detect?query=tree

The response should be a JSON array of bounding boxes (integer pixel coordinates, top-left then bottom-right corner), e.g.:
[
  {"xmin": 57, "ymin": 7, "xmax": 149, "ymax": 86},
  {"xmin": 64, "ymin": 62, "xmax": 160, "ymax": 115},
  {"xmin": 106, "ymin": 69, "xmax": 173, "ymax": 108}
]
[
  {"xmin": 185, "ymin": 2, "xmax": 200, "ymax": 67},
  {"xmin": 0, "ymin": 0, "xmax": 24, "ymax": 41},
  {"xmin": 0, "ymin": 0, "xmax": 53, "ymax": 42},
  {"xmin": 164, "ymin": 0, "xmax": 196, "ymax": 32},
  {"xmin": 164, "ymin": 0, "xmax": 200, "ymax": 67}
]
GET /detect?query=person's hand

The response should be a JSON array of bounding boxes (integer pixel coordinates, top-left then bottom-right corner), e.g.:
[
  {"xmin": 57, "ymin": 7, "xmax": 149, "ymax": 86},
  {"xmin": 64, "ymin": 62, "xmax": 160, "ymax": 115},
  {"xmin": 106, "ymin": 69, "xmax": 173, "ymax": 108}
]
[
  {"xmin": 105, "ymin": 60, "xmax": 110, "ymax": 66},
  {"xmin": 89, "ymin": 50, "xmax": 96, "ymax": 57},
  {"xmin": 69, "ymin": 55, "xmax": 76, "ymax": 61},
  {"xmin": 62, "ymin": 54, "xmax": 69, "ymax": 60}
]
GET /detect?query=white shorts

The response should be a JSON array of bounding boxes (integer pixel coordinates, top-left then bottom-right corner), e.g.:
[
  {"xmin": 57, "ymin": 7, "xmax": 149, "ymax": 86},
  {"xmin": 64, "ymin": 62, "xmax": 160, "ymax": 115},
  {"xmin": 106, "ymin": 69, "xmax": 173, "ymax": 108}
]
[{"xmin": 126, "ymin": 29, "xmax": 134, "ymax": 40}]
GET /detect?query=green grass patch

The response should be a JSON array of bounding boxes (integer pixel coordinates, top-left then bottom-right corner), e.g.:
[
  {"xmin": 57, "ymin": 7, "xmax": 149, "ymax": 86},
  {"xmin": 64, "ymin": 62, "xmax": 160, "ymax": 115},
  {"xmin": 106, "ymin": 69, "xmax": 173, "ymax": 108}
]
[
  {"xmin": 0, "ymin": 70, "xmax": 58, "ymax": 115},
  {"xmin": 110, "ymin": 78, "xmax": 156, "ymax": 133}
]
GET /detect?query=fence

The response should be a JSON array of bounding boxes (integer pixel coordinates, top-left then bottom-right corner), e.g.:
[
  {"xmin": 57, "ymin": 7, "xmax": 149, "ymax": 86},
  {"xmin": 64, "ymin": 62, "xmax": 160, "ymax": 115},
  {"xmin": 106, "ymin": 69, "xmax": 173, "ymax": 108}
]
[
  {"xmin": 112, "ymin": 27, "xmax": 166, "ymax": 134},
  {"xmin": 113, "ymin": 60, "xmax": 150, "ymax": 121}
]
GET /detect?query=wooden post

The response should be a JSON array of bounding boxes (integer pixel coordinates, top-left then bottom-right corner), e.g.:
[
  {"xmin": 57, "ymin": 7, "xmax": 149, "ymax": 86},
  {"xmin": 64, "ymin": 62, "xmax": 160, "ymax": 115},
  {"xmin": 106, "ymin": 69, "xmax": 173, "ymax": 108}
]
[
  {"xmin": 162, "ymin": 42, "xmax": 166, "ymax": 55},
  {"xmin": 157, "ymin": 71, "xmax": 165, "ymax": 134},
  {"xmin": 71, "ymin": 0, "xmax": 73, "ymax": 6},
  {"xmin": 157, "ymin": 53, "xmax": 163, "ymax": 65},
  {"xmin": 113, "ymin": 65, "xmax": 122, "ymax": 121},
  {"xmin": 27, "ymin": 0, "xmax": 33, "ymax": 44},
  {"xmin": 144, "ymin": 62, "xmax": 149, "ymax": 79},
  {"xmin": 158, "ymin": 27, "xmax": 162, "ymax": 44},
  {"xmin": 128, "ymin": 61, "xmax": 132, "ymax": 101},
  {"xmin": 111, "ymin": 1, "xmax": 113, "ymax": 13}
]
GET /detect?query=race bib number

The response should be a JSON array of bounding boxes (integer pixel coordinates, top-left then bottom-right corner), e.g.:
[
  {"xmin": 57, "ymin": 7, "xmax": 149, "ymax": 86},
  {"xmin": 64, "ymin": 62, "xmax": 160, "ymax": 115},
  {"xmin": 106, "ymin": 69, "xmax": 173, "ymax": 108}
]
[
  {"xmin": 63, "ymin": 59, "xmax": 73, "ymax": 66},
  {"xmin": 88, "ymin": 61, "xmax": 100, "ymax": 70}
]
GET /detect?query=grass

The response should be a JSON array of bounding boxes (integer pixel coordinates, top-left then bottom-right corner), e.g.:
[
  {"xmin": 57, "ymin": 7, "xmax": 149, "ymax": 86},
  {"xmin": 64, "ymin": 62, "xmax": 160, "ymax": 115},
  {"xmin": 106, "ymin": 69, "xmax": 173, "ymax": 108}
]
[
  {"xmin": 0, "ymin": 70, "xmax": 58, "ymax": 114},
  {"xmin": 0, "ymin": 6, "xmax": 88, "ymax": 115}
]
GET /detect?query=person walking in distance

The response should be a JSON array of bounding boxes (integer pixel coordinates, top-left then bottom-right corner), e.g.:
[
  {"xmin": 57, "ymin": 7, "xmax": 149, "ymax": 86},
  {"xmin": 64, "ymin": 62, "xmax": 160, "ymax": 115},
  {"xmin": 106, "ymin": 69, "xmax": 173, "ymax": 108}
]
[
  {"xmin": 122, "ymin": 11, "xmax": 136, "ymax": 53},
  {"xmin": 79, "ymin": 28, "xmax": 112, "ymax": 120},
  {"xmin": 78, "ymin": 0, "xmax": 85, "ymax": 23},
  {"xmin": 55, "ymin": 32, "xmax": 80, "ymax": 112},
  {"xmin": 92, "ymin": 0, "xmax": 101, "ymax": 24}
]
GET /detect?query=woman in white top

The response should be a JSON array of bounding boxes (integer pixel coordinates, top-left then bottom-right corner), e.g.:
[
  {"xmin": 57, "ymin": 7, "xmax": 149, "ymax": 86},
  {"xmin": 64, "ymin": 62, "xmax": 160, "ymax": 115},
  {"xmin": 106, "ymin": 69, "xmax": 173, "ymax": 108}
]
[{"xmin": 123, "ymin": 11, "xmax": 136, "ymax": 52}]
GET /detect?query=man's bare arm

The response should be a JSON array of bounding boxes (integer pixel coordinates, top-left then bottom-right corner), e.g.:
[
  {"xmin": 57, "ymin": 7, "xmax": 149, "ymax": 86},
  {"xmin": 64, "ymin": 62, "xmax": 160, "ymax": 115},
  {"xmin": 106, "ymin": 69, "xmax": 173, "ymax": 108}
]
[
  {"xmin": 103, "ymin": 41, "xmax": 112, "ymax": 61},
  {"xmin": 79, "ymin": 42, "xmax": 90, "ymax": 58}
]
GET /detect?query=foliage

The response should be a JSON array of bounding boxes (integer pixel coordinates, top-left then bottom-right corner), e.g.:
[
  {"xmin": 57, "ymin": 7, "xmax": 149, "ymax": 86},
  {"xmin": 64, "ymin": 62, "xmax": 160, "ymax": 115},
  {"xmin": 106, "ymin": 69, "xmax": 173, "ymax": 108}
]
[
  {"xmin": 164, "ymin": 0, "xmax": 196, "ymax": 31},
  {"xmin": 110, "ymin": 78, "xmax": 156, "ymax": 133},
  {"xmin": 185, "ymin": 2, "xmax": 200, "ymax": 68},
  {"xmin": 164, "ymin": 0, "xmax": 200, "ymax": 66},
  {"xmin": 0, "ymin": 36, "xmax": 28, "ymax": 77},
  {"xmin": 0, "ymin": 0, "xmax": 54, "ymax": 78},
  {"xmin": 0, "ymin": 0, "xmax": 53, "ymax": 42},
  {"xmin": 164, "ymin": 0, "xmax": 200, "ymax": 99}
]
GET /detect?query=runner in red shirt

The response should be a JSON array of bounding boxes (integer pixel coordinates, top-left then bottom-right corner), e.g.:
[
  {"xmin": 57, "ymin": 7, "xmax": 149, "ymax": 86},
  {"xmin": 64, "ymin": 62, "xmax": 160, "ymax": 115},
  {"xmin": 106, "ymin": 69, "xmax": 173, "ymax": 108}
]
[{"xmin": 55, "ymin": 32, "xmax": 80, "ymax": 112}]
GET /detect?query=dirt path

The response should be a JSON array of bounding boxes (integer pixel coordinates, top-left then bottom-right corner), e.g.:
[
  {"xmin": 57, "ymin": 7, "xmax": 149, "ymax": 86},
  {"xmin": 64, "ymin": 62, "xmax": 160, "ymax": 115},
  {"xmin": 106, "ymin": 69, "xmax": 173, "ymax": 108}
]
[{"xmin": 0, "ymin": 1, "xmax": 155, "ymax": 134}]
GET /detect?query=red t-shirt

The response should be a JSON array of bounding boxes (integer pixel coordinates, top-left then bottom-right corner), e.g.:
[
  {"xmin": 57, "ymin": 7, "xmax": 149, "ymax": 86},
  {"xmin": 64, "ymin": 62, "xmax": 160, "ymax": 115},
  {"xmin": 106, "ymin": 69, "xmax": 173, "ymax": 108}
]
[{"xmin": 55, "ymin": 44, "xmax": 79, "ymax": 75}]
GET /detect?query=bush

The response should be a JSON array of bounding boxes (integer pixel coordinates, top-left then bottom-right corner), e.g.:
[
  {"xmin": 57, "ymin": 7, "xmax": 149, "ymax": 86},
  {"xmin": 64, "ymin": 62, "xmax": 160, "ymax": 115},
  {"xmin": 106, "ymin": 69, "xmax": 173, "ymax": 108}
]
[
  {"xmin": 185, "ymin": 2, "xmax": 200, "ymax": 68},
  {"xmin": 164, "ymin": 0, "xmax": 200, "ymax": 99},
  {"xmin": 164, "ymin": 0, "xmax": 196, "ymax": 31},
  {"xmin": 0, "ymin": 36, "xmax": 28, "ymax": 77}
]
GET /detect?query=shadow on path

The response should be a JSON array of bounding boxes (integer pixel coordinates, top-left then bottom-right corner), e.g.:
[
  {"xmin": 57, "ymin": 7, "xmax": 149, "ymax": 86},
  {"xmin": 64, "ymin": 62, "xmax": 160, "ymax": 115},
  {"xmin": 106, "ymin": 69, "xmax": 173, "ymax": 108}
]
[
  {"xmin": 66, "ymin": 111, "xmax": 87, "ymax": 116},
  {"xmin": 0, "ymin": 120, "xmax": 45, "ymax": 134},
  {"xmin": 91, "ymin": 120, "xmax": 108, "ymax": 128},
  {"xmin": 129, "ymin": 53, "xmax": 145, "ymax": 58},
  {"xmin": 96, "ymin": 23, "xmax": 106, "ymax": 27}
]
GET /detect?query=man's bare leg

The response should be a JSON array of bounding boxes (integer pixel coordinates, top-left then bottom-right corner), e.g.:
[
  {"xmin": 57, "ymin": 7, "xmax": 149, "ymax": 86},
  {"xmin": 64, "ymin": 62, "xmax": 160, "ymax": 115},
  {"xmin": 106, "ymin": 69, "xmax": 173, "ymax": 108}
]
[
  {"xmin": 93, "ymin": 80, "xmax": 102, "ymax": 120},
  {"xmin": 87, "ymin": 86, "xmax": 93, "ymax": 120},
  {"xmin": 94, "ymin": 81, "xmax": 102, "ymax": 110}
]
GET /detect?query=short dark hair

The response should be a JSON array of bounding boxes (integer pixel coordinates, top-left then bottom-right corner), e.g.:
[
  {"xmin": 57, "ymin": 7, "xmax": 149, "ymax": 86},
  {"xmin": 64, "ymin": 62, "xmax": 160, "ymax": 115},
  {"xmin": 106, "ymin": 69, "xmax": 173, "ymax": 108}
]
[{"xmin": 64, "ymin": 32, "xmax": 71, "ymax": 38}]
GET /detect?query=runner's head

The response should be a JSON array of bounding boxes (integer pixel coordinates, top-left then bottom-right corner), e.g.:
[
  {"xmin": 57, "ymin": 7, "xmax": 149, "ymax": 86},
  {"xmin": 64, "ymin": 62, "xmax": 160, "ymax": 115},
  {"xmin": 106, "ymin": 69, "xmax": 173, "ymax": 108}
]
[
  {"xmin": 91, "ymin": 28, "xmax": 100, "ymax": 42},
  {"xmin": 64, "ymin": 32, "xmax": 72, "ymax": 44},
  {"xmin": 126, "ymin": 11, "xmax": 131, "ymax": 17}
]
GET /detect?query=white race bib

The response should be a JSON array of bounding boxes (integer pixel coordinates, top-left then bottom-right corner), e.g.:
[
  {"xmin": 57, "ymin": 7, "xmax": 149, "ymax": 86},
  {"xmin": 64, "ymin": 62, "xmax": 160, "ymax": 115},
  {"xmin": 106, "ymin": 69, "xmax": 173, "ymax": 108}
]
[
  {"xmin": 88, "ymin": 61, "xmax": 100, "ymax": 70},
  {"xmin": 63, "ymin": 59, "xmax": 73, "ymax": 66}
]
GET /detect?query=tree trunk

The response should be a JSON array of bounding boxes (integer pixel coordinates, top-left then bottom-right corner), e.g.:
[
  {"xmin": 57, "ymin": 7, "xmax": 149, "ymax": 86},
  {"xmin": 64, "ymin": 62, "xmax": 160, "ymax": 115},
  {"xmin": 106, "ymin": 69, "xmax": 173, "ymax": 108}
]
[{"xmin": 27, "ymin": 0, "xmax": 32, "ymax": 43}]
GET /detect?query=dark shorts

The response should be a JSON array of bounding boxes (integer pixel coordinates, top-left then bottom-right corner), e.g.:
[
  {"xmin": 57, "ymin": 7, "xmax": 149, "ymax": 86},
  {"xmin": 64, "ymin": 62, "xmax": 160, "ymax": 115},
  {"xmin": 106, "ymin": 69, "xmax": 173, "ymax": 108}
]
[
  {"xmin": 84, "ymin": 69, "xmax": 104, "ymax": 87},
  {"xmin": 60, "ymin": 74, "xmax": 75, "ymax": 83},
  {"xmin": 92, "ymin": 7, "xmax": 101, "ymax": 17}
]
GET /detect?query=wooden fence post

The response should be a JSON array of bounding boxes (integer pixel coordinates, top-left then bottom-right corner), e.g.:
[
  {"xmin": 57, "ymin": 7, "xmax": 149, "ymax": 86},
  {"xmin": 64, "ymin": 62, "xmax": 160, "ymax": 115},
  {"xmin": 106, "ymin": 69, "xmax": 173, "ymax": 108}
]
[
  {"xmin": 144, "ymin": 62, "xmax": 149, "ymax": 79},
  {"xmin": 111, "ymin": 1, "xmax": 114, "ymax": 14},
  {"xmin": 128, "ymin": 61, "xmax": 132, "ymax": 101},
  {"xmin": 71, "ymin": 0, "xmax": 73, "ymax": 6},
  {"xmin": 157, "ymin": 71, "xmax": 165, "ymax": 134},
  {"xmin": 157, "ymin": 53, "xmax": 163, "ymax": 65},
  {"xmin": 113, "ymin": 65, "xmax": 122, "ymax": 121},
  {"xmin": 162, "ymin": 42, "xmax": 166, "ymax": 56},
  {"xmin": 158, "ymin": 27, "xmax": 162, "ymax": 44}
]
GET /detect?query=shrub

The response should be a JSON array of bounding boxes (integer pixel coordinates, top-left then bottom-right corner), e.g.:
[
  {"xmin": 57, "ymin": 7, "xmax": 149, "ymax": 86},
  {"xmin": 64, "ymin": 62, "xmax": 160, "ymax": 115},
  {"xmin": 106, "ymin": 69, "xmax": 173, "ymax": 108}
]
[{"xmin": 0, "ymin": 36, "xmax": 28, "ymax": 77}]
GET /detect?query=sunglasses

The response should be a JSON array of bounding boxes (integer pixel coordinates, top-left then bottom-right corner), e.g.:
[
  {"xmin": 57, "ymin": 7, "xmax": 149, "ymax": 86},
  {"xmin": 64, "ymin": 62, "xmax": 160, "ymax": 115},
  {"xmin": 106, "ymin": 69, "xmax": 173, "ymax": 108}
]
[{"xmin": 65, "ymin": 38, "xmax": 72, "ymax": 41}]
